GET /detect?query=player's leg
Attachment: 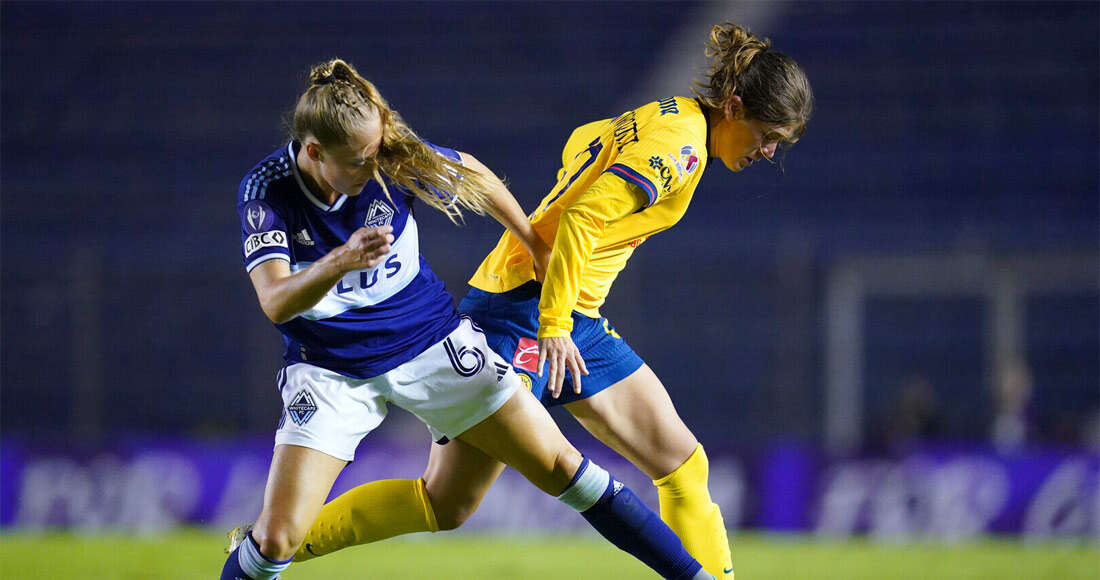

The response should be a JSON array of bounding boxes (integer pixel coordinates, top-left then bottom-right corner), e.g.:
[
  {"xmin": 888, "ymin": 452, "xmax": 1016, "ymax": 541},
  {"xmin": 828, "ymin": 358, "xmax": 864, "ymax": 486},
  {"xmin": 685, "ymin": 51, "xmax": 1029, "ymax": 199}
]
[
  {"xmin": 225, "ymin": 362, "xmax": 388, "ymax": 577},
  {"xmin": 457, "ymin": 387, "xmax": 714, "ymax": 580},
  {"xmin": 221, "ymin": 443, "xmax": 345, "ymax": 580},
  {"xmin": 393, "ymin": 317, "xmax": 711, "ymax": 579},
  {"xmin": 565, "ymin": 364, "xmax": 734, "ymax": 579},
  {"xmin": 293, "ymin": 438, "xmax": 504, "ymax": 560},
  {"xmin": 422, "ymin": 438, "xmax": 507, "ymax": 530}
]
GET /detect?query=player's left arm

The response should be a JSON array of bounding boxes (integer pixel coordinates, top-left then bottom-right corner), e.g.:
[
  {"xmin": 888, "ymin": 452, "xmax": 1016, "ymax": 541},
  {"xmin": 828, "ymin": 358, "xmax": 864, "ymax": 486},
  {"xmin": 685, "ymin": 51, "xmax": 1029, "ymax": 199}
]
[{"xmin": 457, "ymin": 151, "xmax": 552, "ymax": 280}]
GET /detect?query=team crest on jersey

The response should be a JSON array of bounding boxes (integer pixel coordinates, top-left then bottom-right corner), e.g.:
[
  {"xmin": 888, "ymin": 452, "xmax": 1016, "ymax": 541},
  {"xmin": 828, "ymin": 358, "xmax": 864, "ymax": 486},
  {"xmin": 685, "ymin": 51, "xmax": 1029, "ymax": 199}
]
[
  {"xmin": 244, "ymin": 200, "xmax": 276, "ymax": 233},
  {"xmin": 287, "ymin": 389, "xmax": 318, "ymax": 426},
  {"xmin": 365, "ymin": 199, "xmax": 395, "ymax": 228},
  {"xmin": 512, "ymin": 337, "xmax": 539, "ymax": 373}
]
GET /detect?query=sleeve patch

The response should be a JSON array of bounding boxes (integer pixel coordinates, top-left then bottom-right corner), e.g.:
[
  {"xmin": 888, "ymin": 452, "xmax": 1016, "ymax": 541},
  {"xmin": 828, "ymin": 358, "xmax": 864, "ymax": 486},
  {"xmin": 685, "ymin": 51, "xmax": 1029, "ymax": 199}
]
[
  {"xmin": 244, "ymin": 230, "xmax": 289, "ymax": 257},
  {"xmin": 243, "ymin": 200, "xmax": 277, "ymax": 233}
]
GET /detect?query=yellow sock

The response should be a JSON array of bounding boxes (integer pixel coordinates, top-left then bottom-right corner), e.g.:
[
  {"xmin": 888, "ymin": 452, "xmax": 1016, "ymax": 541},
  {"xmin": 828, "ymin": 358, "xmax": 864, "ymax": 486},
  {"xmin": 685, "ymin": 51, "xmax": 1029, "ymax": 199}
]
[
  {"xmin": 653, "ymin": 444, "xmax": 734, "ymax": 579},
  {"xmin": 294, "ymin": 477, "xmax": 439, "ymax": 561}
]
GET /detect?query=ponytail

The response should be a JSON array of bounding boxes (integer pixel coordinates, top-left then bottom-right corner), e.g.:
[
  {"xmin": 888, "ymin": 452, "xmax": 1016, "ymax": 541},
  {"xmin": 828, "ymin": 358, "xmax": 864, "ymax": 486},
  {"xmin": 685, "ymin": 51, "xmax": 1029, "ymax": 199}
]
[
  {"xmin": 292, "ymin": 58, "xmax": 496, "ymax": 223},
  {"xmin": 693, "ymin": 23, "xmax": 813, "ymax": 141}
]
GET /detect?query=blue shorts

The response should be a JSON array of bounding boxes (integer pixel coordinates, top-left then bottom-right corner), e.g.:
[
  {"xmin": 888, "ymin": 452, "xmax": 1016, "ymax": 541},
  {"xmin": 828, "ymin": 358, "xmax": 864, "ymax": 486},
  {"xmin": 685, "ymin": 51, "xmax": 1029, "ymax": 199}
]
[{"xmin": 458, "ymin": 281, "xmax": 644, "ymax": 408}]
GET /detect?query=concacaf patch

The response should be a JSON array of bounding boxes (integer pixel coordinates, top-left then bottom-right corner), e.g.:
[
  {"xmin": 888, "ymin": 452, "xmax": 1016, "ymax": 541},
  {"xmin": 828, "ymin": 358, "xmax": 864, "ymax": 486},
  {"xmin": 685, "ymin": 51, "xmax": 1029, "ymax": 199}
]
[
  {"xmin": 244, "ymin": 200, "xmax": 276, "ymax": 233},
  {"xmin": 680, "ymin": 145, "xmax": 700, "ymax": 174}
]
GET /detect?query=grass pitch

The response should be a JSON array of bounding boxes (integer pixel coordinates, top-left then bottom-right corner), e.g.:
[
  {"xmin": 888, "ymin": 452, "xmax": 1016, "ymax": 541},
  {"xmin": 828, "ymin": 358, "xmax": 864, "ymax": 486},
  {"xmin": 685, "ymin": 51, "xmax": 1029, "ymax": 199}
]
[{"xmin": 0, "ymin": 529, "xmax": 1096, "ymax": 579}]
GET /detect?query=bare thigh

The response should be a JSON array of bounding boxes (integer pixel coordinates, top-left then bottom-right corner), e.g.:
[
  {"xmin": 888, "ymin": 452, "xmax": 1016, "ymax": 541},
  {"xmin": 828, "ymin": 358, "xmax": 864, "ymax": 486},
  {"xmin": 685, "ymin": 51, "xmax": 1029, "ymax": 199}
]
[
  {"xmin": 565, "ymin": 364, "xmax": 698, "ymax": 479},
  {"xmin": 252, "ymin": 444, "xmax": 347, "ymax": 560},
  {"xmin": 421, "ymin": 438, "xmax": 506, "ymax": 530},
  {"xmin": 457, "ymin": 388, "xmax": 582, "ymax": 496}
]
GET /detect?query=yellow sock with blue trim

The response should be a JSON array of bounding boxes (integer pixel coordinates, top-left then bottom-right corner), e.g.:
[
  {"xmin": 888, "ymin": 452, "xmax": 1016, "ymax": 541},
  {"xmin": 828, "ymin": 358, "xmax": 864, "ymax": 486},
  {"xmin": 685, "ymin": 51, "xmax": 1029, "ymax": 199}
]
[
  {"xmin": 294, "ymin": 477, "xmax": 439, "ymax": 561},
  {"xmin": 653, "ymin": 444, "xmax": 734, "ymax": 579}
]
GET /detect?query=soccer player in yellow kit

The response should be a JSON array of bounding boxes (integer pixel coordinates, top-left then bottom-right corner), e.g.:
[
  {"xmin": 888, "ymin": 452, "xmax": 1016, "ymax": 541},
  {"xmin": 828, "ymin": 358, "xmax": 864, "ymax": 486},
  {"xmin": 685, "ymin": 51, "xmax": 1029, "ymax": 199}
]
[{"xmin": 284, "ymin": 23, "xmax": 812, "ymax": 579}]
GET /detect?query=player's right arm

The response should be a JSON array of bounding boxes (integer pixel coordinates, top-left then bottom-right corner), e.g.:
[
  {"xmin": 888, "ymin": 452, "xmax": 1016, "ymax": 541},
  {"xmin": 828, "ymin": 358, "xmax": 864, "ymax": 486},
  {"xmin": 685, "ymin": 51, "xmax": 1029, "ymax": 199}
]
[
  {"xmin": 249, "ymin": 226, "xmax": 394, "ymax": 323},
  {"xmin": 537, "ymin": 173, "xmax": 649, "ymax": 397}
]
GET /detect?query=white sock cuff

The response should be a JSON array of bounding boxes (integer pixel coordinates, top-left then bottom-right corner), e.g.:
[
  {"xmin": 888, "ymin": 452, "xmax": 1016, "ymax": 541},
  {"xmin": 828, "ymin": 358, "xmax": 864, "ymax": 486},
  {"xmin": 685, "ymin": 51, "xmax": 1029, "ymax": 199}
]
[
  {"xmin": 693, "ymin": 568, "xmax": 718, "ymax": 580},
  {"xmin": 556, "ymin": 458, "xmax": 611, "ymax": 512},
  {"xmin": 238, "ymin": 534, "xmax": 292, "ymax": 580}
]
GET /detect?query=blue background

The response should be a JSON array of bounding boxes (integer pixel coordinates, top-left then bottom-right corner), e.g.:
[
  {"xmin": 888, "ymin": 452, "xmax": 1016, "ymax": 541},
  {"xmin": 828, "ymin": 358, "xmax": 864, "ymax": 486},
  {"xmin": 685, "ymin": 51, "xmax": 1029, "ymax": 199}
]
[{"xmin": 2, "ymin": 1, "xmax": 1096, "ymax": 451}]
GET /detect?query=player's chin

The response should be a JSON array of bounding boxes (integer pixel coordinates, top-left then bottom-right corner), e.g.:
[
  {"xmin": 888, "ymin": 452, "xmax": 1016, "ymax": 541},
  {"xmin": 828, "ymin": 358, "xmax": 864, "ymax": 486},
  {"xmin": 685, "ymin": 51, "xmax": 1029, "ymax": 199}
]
[{"xmin": 721, "ymin": 156, "xmax": 747, "ymax": 172}]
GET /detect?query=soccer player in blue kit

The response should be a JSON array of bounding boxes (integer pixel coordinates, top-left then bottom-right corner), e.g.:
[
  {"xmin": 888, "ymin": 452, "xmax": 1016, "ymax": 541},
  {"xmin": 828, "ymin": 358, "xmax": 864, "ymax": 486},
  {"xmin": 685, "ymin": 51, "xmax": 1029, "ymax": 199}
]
[{"xmin": 220, "ymin": 58, "xmax": 717, "ymax": 580}]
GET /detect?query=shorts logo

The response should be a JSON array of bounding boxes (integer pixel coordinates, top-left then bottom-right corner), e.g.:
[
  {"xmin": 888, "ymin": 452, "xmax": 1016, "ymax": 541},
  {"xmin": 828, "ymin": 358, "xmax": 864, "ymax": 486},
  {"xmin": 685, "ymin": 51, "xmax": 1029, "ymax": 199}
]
[
  {"xmin": 443, "ymin": 337, "xmax": 485, "ymax": 377},
  {"xmin": 512, "ymin": 337, "xmax": 539, "ymax": 373},
  {"xmin": 244, "ymin": 230, "xmax": 288, "ymax": 257},
  {"xmin": 601, "ymin": 318, "xmax": 622, "ymax": 339},
  {"xmin": 493, "ymin": 361, "xmax": 510, "ymax": 383},
  {"xmin": 365, "ymin": 199, "xmax": 395, "ymax": 228},
  {"xmin": 287, "ymin": 389, "xmax": 318, "ymax": 426},
  {"xmin": 518, "ymin": 373, "xmax": 533, "ymax": 391}
]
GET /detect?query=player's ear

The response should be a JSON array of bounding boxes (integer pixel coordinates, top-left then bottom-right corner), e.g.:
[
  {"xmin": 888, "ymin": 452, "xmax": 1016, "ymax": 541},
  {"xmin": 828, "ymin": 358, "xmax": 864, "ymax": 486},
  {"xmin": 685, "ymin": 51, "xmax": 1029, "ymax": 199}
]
[
  {"xmin": 304, "ymin": 141, "xmax": 324, "ymax": 162},
  {"xmin": 724, "ymin": 95, "xmax": 745, "ymax": 121}
]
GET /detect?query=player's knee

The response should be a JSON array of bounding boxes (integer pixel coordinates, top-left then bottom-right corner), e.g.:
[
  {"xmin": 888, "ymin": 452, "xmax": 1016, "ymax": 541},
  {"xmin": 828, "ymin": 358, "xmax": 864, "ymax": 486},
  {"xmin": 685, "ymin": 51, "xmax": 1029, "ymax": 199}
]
[
  {"xmin": 550, "ymin": 446, "xmax": 585, "ymax": 494},
  {"xmin": 433, "ymin": 498, "xmax": 479, "ymax": 531},
  {"xmin": 252, "ymin": 521, "xmax": 304, "ymax": 562}
]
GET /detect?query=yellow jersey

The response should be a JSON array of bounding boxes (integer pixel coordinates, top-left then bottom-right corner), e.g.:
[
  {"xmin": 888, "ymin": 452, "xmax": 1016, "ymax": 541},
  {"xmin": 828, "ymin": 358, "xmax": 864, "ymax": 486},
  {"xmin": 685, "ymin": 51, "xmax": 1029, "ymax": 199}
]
[{"xmin": 469, "ymin": 96, "xmax": 710, "ymax": 338}]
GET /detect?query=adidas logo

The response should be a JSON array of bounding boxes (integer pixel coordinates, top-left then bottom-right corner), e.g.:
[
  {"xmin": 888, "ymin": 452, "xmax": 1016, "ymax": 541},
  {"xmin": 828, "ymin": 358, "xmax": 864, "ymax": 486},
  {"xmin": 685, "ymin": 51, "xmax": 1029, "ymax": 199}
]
[
  {"xmin": 294, "ymin": 229, "xmax": 315, "ymax": 246},
  {"xmin": 493, "ymin": 361, "xmax": 510, "ymax": 382}
]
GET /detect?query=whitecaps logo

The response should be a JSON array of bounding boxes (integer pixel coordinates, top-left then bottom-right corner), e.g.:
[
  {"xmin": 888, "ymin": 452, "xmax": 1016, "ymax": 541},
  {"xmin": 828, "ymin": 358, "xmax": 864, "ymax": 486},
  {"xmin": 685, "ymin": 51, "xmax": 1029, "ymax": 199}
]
[{"xmin": 365, "ymin": 199, "xmax": 394, "ymax": 228}]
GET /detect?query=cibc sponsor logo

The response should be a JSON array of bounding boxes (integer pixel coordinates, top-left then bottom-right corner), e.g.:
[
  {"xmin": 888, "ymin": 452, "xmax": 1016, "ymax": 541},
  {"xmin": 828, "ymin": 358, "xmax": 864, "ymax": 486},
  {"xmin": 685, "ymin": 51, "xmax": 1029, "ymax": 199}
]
[{"xmin": 244, "ymin": 230, "xmax": 288, "ymax": 257}]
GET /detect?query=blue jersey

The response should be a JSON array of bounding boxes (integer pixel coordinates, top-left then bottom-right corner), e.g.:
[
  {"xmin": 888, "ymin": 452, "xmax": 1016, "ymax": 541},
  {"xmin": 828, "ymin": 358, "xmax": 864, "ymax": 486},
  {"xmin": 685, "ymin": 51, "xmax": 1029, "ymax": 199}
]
[{"xmin": 237, "ymin": 142, "xmax": 461, "ymax": 379}]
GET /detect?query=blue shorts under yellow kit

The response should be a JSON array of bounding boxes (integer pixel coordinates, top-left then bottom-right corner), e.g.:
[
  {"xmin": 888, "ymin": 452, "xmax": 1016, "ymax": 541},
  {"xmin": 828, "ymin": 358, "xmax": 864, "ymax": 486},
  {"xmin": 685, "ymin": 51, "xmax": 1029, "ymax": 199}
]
[{"xmin": 458, "ymin": 281, "xmax": 644, "ymax": 407}]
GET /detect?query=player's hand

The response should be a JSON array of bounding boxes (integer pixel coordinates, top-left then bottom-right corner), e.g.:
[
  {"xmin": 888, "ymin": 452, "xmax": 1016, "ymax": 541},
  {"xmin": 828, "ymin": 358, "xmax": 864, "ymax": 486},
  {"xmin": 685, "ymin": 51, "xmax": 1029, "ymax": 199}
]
[
  {"xmin": 337, "ymin": 226, "xmax": 394, "ymax": 271},
  {"xmin": 537, "ymin": 335, "xmax": 589, "ymax": 399}
]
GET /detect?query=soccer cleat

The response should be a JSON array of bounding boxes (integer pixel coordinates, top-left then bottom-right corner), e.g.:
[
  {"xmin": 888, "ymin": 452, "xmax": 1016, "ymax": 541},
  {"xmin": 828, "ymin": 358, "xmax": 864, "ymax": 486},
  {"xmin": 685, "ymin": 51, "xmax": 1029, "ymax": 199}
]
[{"xmin": 225, "ymin": 523, "xmax": 254, "ymax": 554}]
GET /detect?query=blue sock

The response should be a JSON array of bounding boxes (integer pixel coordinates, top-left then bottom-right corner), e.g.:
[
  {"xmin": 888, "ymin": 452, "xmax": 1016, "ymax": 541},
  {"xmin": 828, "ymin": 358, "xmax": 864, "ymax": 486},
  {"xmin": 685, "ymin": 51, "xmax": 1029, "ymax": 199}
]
[
  {"xmin": 219, "ymin": 532, "xmax": 292, "ymax": 580},
  {"xmin": 557, "ymin": 458, "xmax": 713, "ymax": 580}
]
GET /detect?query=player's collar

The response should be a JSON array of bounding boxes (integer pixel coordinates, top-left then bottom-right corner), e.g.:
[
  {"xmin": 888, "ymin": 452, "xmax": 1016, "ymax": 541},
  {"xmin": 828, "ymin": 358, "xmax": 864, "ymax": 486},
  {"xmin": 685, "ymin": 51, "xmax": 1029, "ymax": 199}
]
[
  {"xmin": 694, "ymin": 99, "xmax": 714, "ymax": 169},
  {"xmin": 288, "ymin": 142, "xmax": 349, "ymax": 212}
]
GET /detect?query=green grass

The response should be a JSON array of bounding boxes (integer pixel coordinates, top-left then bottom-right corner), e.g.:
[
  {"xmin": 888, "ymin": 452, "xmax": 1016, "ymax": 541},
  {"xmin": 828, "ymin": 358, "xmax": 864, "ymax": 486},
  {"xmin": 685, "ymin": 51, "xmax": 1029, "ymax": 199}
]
[{"xmin": 0, "ymin": 529, "xmax": 1096, "ymax": 579}]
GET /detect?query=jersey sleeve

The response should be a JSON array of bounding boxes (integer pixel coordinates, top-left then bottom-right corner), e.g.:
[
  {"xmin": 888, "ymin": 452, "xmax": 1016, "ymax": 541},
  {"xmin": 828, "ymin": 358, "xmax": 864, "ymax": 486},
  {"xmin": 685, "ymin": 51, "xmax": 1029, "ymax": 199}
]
[
  {"xmin": 603, "ymin": 124, "xmax": 706, "ymax": 210},
  {"xmin": 238, "ymin": 197, "xmax": 291, "ymax": 273},
  {"xmin": 537, "ymin": 172, "xmax": 648, "ymax": 338},
  {"xmin": 420, "ymin": 141, "xmax": 463, "ymax": 204}
]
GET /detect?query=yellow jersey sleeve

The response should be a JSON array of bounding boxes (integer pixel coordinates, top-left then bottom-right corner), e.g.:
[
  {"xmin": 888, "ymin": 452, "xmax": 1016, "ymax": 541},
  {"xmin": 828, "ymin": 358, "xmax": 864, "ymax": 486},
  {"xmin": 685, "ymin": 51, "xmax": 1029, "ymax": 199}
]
[
  {"xmin": 469, "ymin": 96, "xmax": 709, "ymax": 322},
  {"xmin": 603, "ymin": 97, "xmax": 707, "ymax": 209},
  {"xmin": 537, "ymin": 173, "xmax": 648, "ymax": 338}
]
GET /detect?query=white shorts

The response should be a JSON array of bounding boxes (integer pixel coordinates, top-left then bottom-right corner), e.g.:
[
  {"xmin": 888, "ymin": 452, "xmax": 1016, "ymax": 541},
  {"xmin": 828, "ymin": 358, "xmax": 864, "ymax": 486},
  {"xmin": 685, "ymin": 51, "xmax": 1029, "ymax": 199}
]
[{"xmin": 274, "ymin": 318, "xmax": 520, "ymax": 461}]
